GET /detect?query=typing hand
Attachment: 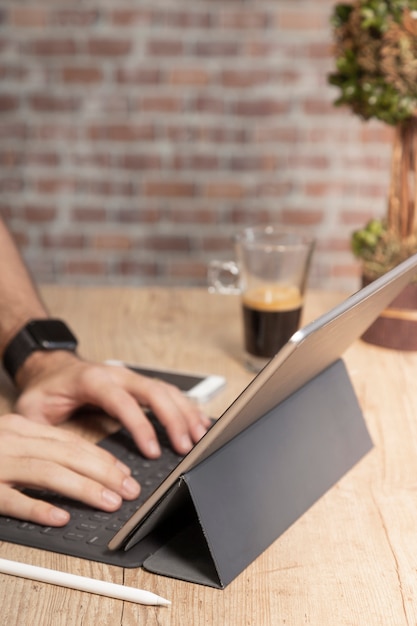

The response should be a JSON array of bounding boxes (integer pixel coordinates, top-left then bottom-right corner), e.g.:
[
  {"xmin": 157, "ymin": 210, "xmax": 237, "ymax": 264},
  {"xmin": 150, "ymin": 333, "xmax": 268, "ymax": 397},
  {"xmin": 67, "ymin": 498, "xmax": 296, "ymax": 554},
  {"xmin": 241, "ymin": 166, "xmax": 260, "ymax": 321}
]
[
  {"xmin": 14, "ymin": 352, "xmax": 211, "ymax": 458},
  {"xmin": 0, "ymin": 414, "xmax": 140, "ymax": 526}
]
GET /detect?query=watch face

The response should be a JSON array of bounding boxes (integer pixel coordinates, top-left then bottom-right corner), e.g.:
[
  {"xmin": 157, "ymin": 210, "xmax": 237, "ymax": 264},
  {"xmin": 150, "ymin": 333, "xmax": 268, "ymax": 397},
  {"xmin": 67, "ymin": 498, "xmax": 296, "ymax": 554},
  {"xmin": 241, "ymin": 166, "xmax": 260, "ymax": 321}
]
[{"xmin": 28, "ymin": 319, "xmax": 78, "ymax": 349}]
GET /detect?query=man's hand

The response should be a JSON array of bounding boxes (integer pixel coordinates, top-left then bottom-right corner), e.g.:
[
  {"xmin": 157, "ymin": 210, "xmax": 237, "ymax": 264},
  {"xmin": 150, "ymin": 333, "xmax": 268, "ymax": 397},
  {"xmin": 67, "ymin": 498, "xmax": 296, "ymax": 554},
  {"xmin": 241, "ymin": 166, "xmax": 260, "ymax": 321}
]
[
  {"xmin": 0, "ymin": 414, "xmax": 141, "ymax": 526},
  {"xmin": 14, "ymin": 351, "xmax": 211, "ymax": 458}
]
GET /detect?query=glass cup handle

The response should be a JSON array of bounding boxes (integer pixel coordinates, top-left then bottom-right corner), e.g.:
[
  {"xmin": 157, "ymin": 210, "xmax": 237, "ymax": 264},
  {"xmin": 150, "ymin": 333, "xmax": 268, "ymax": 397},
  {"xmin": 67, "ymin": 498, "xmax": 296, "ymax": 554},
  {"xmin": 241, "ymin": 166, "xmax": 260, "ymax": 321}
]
[{"xmin": 207, "ymin": 260, "xmax": 241, "ymax": 295}]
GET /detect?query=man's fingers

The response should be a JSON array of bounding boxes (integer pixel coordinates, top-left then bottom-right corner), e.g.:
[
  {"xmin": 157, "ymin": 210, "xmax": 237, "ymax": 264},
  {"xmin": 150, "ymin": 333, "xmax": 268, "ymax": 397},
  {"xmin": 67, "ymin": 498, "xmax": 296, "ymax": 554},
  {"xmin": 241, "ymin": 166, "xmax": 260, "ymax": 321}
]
[
  {"xmin": 0, "ymin": 415, "xmax": 141, "ymax": 525},
  {"xmin": 74, "ymin": 373, "xmax": 163, "ymax": 457},
  {"xmin": 0, "ymin": 485, "xmax": 70, "ymax": 526},
  {"xmin": 103, "ymin": 366, "xmax": 210, "ymax": 454}
]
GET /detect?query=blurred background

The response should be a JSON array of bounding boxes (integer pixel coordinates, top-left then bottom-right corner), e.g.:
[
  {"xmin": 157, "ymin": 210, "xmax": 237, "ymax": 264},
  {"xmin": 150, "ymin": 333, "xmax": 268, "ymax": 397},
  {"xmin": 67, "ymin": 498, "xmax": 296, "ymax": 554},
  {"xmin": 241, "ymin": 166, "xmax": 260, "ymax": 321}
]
[{"xmin": 0, "ymin": 0, "xmax": 394, "ymax": 292}]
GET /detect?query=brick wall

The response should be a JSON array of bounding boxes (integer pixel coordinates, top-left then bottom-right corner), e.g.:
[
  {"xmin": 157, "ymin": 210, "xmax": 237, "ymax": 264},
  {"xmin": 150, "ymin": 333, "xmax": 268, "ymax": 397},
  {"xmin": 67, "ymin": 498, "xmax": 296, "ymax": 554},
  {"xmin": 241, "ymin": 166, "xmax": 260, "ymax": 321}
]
[{"xmin": 0, "ymin": 0, "xmax": 395, "ymax": 292}]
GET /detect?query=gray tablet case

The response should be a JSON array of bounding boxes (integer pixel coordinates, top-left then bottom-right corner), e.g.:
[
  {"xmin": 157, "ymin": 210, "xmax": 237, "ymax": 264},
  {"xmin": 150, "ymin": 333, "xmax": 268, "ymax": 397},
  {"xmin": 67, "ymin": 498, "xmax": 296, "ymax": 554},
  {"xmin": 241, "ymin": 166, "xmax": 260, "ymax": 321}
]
[{"xmin": 137, "ymin": 359, "xmax": 371, "ymax": 588}]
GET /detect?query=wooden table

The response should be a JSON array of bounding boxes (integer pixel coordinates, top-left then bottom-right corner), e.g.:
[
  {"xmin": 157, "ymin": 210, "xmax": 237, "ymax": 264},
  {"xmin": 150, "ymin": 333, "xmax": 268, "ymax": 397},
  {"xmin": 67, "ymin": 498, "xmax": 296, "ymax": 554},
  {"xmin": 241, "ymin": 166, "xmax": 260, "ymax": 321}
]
[{"xmin": 1, "ymin": 286, "xmax": 417, "ymax": 625}]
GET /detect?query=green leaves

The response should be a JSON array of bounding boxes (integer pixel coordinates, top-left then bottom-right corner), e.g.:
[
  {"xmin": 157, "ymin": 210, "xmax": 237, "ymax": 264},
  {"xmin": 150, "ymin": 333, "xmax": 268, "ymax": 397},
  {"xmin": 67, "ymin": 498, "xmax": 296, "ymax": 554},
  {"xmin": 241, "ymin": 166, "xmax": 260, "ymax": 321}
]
[
  {"xmin": 328, "ymin": 1, "xmax": 417, "ymax": 125},
  {"xmin": 352, "ymin": 219, "xmax": 385, "ymax": 258}
]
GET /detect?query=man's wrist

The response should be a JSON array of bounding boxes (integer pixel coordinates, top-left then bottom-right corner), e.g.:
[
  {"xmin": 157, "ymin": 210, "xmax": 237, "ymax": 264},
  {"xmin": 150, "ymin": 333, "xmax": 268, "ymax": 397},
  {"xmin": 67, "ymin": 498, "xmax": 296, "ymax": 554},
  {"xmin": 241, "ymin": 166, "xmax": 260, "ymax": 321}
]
[{"xmin": 14, "ymin": 349, "xmax": 80, "ymax": 390}]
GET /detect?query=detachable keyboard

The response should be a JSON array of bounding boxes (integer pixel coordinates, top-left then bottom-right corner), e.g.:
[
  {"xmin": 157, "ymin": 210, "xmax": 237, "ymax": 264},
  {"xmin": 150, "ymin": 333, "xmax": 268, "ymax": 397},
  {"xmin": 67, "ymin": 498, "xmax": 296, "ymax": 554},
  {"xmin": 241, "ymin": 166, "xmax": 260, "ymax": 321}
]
[{"xmin": 0, "ymin": 421, "xmax": 184, "ymax": 567}]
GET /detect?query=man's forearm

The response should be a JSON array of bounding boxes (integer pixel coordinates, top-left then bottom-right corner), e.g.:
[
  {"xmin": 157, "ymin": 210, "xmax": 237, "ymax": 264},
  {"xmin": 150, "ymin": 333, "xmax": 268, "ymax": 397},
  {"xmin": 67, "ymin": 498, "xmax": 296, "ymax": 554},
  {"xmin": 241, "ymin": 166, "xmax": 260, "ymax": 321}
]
[{"xmin": 0, "ymin": 217, "xmax": 48, "ymax": 356}]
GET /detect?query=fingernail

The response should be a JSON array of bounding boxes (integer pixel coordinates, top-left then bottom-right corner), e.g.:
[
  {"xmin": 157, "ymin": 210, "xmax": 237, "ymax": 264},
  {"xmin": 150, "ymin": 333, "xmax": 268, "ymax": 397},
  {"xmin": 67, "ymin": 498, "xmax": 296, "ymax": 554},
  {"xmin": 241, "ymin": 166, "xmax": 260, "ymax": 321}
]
[
  {"xmin": 122, "ymin": 476, "xmax": 140, "ymax": 498},
  {"xmin": 102, "ymin": 489, "xmax": 122, "ymax": 508},
  {"xmin": 147, "ymin": 440, "xmax": 161, "ymax": 458},
  {"xmin": 180, "ymin": 434, "xmax": 193, "ymax": 453},
  {"xmin": 50, "ymin": 508, "xmax": 70, "ymax": 525},
  {"xmin": 196, "ymin": 423, "xmax": 208, "ymax": 440}
]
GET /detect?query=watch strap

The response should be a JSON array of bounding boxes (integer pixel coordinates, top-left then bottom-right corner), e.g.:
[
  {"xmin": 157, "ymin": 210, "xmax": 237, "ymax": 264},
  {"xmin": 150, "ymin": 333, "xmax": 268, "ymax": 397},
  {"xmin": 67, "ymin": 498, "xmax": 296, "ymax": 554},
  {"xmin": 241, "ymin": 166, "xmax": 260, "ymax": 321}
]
[{"xmin": 2, "ymin": 319, "xmax": 78, "ymax": 381}]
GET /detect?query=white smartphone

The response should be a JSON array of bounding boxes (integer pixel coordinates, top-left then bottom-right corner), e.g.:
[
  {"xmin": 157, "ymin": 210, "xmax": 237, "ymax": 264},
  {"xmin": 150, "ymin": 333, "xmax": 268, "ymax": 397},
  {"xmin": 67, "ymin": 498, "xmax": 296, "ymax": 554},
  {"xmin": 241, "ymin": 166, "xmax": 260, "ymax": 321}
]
[{"xmin": 105, "ymin": 360, "xmax": 226, "ymax": 403}]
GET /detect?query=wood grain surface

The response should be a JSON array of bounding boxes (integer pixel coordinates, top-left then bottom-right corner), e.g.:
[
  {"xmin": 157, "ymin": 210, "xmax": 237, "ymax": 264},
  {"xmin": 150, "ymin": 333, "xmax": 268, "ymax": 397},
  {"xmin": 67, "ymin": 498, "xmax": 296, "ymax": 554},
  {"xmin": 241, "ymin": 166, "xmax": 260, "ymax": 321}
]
[{"xmin": 1, "ymin": 287, "xmax": 416, "ymax": 625}]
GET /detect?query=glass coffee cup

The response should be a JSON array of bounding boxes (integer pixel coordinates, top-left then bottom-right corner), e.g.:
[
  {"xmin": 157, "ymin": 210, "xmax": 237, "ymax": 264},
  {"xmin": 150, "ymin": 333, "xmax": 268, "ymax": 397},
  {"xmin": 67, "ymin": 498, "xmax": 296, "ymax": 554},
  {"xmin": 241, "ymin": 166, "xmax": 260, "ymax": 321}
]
[{"xmin": 208, "ymin": 226, "xmax": 315, "ymax": 372}]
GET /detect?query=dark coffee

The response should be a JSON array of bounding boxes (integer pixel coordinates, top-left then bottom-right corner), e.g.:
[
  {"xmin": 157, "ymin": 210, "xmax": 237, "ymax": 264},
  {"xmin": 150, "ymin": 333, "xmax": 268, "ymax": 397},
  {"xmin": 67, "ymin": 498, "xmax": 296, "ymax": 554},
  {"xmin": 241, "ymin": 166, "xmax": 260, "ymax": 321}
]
[{"xmin": 242, "ymin": 286, "xmax": 303, "ymax": 358}]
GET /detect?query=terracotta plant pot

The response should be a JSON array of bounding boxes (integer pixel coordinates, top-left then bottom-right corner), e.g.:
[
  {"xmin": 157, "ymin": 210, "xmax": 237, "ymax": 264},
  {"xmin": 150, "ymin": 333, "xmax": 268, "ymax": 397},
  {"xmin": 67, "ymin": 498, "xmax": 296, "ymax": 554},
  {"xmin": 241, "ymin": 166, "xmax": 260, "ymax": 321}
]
[{"xmin": 361, "ymin": 277, "xmax": 417, "ymax": 350}]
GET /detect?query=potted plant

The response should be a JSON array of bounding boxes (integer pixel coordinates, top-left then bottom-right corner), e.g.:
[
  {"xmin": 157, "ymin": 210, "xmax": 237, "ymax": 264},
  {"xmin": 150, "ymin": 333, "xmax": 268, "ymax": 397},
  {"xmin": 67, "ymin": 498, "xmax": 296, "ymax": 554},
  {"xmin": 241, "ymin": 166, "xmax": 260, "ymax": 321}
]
[{"xmin": 328, "ymin": 0, "xmax": 417, "ymax": 349}]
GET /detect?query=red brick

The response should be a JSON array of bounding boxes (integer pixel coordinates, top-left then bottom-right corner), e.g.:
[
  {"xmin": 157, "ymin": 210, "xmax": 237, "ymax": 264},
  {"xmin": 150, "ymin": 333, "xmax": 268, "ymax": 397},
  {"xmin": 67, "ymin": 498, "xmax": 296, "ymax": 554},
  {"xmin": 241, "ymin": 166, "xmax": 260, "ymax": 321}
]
[
  {"xmin": 117, "ymin": 154, "xmax": 161, "ymax": 170},
  {"xmin": 26, "ymin": 151, "xmax": 60, "ymax": 167},
  {"xmin": 29, "ymin": 94, "xmax": 80, "ymax": 112},
  {"xmin": 62, "ymin": 66, "xmax": 103, "ymax": 84},
  {"xmin": 0, "ymin": 95, "xmax": 19, "ymax": 112},
  {"xmin": 169, "ymin": 68, "xmax": 210, "ymax": 86},
  {"xmin": 87, "ymin": 39, "xmax": 132, "ymax": 56},
  {"xmin": 115, "ymin": 67, "xmax": 161, "ymax": 85},
  {"xmin": 360, "ymin": 125, "xmax": 394, "ymax": 143},
  {"xmin": 319, "ymin": 237, "xmax": 353, "ymax": 252},
  {"xmin": 256, "ymin": 181, "xmax": 293, "ymax": 197},
  {"xmin": 82, "ymin": 179, "xmax": 136, "ymax": 197},
  {"xmin": 0, "ymin": 122, "xmax": 27, "ymax": 139},
  {"xmin": 0, "ymin": 150, "xmax": 24, "ymax": 167},
  {"xmin": 340, "ymin": 210, "xmax": 379, "ymax": 226},
  {"xmin": 275, "ymin": 10, "xmax": 329, "ymax": 31},
  {"xmin": 140, "ymin": 96, "xmax": 183, "ymax": 113},
  {"xmin": 332, "ymin": 265, "xmax": 362, "ymax": 280},
  {"xmin": 65, "ymin": 260, "xmax": 107, "ymax": 275},
  {"xmin": 113, "ymin": 207, "xmax": 161, "ymax": 223},
  {"xmin": 307, "ymin": 42, "xmax": 333, "ymax": 60},
  {"xmin": 229, "ymin": 155, "xmax": 281, "ymax": 171},
  {"xmin": 229, "ymin": 208, "xmax": 277, "ymax": 224},
  {"xmin": 232, "ymin": 99, "xmax": 291, "ymax": 116},
  {"xmin": 281, "ymin": 210, "xmax": 325, "ymax": 226},
  {"xmin": 164, "ymin": 125, "xmax": 246, "ymax": 143},
  {"xmin": 172, "ymin": 154, "xmax": 219, "ymax": 170},
  {"xmin": 193, "ymin": 41, "xmax": 240, "ymax": 56},
  {"xmin": 71, "ymin": 206, "xmax": 107, "ymax": 222},
  {"xmin": 219, "ymin": 69, "xmax": 271, "ymax": 88},
  {"xmin": 147, "ymin": 40, "xmax": 183, "ymax": 56},
  {"xmin": 190, "ymin": 96, "xmax": 225, "ymax": 114},
  {"xmin": 26, "ymin": 39, "xmax": 77, "ymax": 55},
  {"xmin": 218, "ymin": 11, "xmax": 269, "ymax": 29},
  {"xmin": 288, "ymin": 155, "xmax": 331, "ymax": 169},
  {"xmin": 35, "ymin": 178, "xmax": 77, "ymax": 194},
  {"xmin": 302, "ymin": 98, "xmax": 336, "ymax": 115},
  {"xmin": 140, "ymin": 235, "xmax": 191, "ymax": 252},
  {"xmin": 203, "ymin": 182, "xmax": 245, "ymax": 199},
  {"xmin": 0, "ymin": 178, "xmax": 24, "ymax": 192},
  {"xmin": 8, "ymin": 229, "xmax": 30, "ymax": 248},
  {"xmin": 116, "ymin": 260, "xmax": 158, "ymax": 277},
  {"xmin": 36, "ymin": 125, "xmax": 79, "ymax": 140},
  {"xmin": 23, "ymin": 205, "xmax": 57, "ymax": 222},
  {"xmin": 144, "ymin": 181, "xmax": 196, "ymax": 197},
  {"xmin": 91, "ymin": 234, "xmax": 133, "ymax": 250},
  {"xmin": 41, "ymin": 233, "xmax": 85, "ymax": 248},
  {"xmin": 253, "ymin": 126, "xmax": 300, "ymax": 143},
  {"xmin": 0, "ymin": 204, "xmax": 12, "ymax": 219},
  {"xmin": 110, "ymin": 10, "xmax": 152, "ymax": 26},
  {"xmin": 169, "ymin": 208, "xmax": 219, "ymax": 224},
  {"xmin": 167, "ymin": 260, "xmax": 207, "ymax": 280},
  {"xmin": 51, "ymin": 10, "xmax": 99, "ymax": 27},
  {"xmin": 0, "ymin": 65, "xmax": 28, "ymax": 81},
  {"xmin": 200, "ymin": 235, "xmax": 233, "ymax": 252},
  {"xmin": 10, "ymin": 8, "xmax": 48, "ymax": 27},
  {"xmin": 88, "ymin": 124, "xmax": 155, "ymax": 142},
  {"xmin": 153, "ymin": 10, "xmax": 211, "ymax": 28},
  {"xmin": 245, "ymin": 41, "xmax": 278, "ymax": 58},
  {"xmin": 72, "ymin": 152, "xmax": 113, "ymax": 168}
]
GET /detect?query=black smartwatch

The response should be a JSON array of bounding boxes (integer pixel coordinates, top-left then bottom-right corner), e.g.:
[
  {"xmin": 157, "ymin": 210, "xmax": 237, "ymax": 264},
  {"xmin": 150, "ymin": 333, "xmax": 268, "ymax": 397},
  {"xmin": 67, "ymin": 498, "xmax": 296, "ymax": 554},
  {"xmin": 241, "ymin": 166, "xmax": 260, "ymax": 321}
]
[{"xmin": 2, "ymin": 319, "xmax": 78, "ymax": 381}]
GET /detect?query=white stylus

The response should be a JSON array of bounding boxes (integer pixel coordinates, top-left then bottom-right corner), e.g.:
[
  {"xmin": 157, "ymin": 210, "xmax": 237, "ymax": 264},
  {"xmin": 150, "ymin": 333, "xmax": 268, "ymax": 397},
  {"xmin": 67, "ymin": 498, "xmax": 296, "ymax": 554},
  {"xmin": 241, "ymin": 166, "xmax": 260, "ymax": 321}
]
[{"xmin": 0, "ymin": 558, "xmax": 171, "ymax": 606}]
